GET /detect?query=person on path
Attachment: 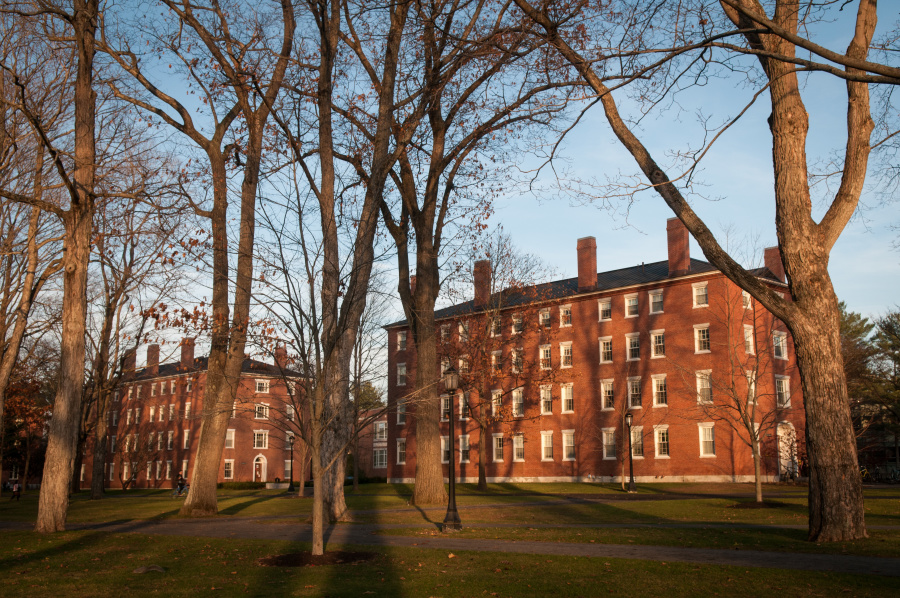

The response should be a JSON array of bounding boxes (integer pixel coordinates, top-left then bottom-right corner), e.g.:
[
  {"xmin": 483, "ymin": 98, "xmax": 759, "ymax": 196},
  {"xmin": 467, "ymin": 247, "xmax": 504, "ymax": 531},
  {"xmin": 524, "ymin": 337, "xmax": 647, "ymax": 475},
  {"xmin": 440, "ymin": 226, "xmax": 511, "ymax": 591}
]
[
  {"xmin": 9, "ymin": 482, "xmax": 20, "ymax": 501},
  {"xmin": 173, "ymin": 472, "xmax": 186, "ymax": 498}
]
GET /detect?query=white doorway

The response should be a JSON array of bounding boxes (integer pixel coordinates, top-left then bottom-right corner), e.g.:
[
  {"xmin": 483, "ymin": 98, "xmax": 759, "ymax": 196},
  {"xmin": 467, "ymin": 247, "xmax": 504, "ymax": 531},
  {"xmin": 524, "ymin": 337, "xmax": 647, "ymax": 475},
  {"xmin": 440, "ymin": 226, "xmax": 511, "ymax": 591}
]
[{"xmin": 253, "ymin": 455, "xmax": 268, "ymax": 482}]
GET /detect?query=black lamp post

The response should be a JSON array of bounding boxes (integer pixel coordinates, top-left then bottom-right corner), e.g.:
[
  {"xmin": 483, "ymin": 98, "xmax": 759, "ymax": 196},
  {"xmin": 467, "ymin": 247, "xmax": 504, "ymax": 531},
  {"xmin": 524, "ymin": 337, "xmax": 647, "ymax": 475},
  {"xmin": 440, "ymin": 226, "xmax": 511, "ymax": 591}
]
[
  {"xmin": 625, "ymin": 412, "xmax": 636, "ymax": 493},
  {"xmin": 287, "ymin": 434, "xmax": 296, "ymax": 493},
  {"xmin": 442, "ymin": 365, "xmax": 462, "ymax": 531}
]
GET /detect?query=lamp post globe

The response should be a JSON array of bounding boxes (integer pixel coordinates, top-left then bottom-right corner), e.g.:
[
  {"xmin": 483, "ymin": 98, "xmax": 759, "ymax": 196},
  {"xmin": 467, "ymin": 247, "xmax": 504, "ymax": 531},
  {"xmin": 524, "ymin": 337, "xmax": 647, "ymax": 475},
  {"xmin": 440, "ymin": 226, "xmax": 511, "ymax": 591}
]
[
  {"xmin": 442, "ymin": 365, "xmax": 462, "ymax": 531},
  {"xmin": 287, "ymin": 434, "xmax": 296, "ymax": 493},
  {"xmin": 625, "ymin": 412, "xmax": 636, "ymax": 493}
]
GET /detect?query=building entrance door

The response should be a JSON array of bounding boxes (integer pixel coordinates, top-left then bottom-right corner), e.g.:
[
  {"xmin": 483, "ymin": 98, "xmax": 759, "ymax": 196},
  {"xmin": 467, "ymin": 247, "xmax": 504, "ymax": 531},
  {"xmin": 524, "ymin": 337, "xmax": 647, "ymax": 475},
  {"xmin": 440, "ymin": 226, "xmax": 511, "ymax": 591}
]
[{"xmin": 253, "ymin": 455, "xmax": 267, "ymax": 482}]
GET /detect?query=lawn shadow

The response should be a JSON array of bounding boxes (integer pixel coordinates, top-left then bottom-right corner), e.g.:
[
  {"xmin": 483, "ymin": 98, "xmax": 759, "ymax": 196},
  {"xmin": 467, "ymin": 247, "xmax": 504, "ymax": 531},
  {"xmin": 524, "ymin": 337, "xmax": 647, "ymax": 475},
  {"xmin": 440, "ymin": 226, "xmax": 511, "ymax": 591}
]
[{"xmin": 217, "ymin": 493, "xmax": 281, "ymax": 516}]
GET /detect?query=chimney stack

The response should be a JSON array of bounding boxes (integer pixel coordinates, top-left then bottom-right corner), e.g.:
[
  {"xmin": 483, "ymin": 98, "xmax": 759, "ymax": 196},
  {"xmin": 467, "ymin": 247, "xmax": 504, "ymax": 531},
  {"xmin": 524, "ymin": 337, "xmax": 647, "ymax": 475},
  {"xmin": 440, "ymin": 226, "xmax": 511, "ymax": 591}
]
[
  {"xmin": 121, "ymin": 349, "xmax": 137, "ymax": 379},
  {"xmin": 667, "ymin": 218, "xmax": 690, "ymax": 276},
  {"xmin": 764, "ymin": 246, "xmax": 786, "ymax": 283},
  {"xmin": 180, "ymin": 338, "xmax": 195, "ymax": 370},
  {"xmin": 474, "ymin": 260, "xmax": 491, "ymax": 308},
  {"xmin": 146, "ymin": 344, "xmax": 160, "ymax": 376},
  {"xmin": 275, "ymin": 345, "xmax": 288, "ymax": 370},
  {"xmin": 577, "ymin": 237, "xmax": 597, "ymax": 292}
]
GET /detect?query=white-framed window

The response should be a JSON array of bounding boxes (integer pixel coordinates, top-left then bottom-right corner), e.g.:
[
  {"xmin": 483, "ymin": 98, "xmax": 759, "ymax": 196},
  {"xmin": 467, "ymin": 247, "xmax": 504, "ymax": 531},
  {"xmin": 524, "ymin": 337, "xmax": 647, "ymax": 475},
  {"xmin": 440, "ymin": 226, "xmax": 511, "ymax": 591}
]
[
  {"xmin": 114, "ymin": 389, "xmax": 120, "ymax": 403},
  {"xmin": 512, "ymin": 387, "xmax": 524, "ymax": 417},
  {"xmin": 166, "ymin": 460, "xmax": 172, "ymax": 480},
  {"xmin": 742, "ymin": 291, "xmax": 752, "ymax": 309},
  {"xmin": 186, "ymin": 377, "xmax": 193, "ymax": 392},
  {"xmin": 560, "ymin": 305, "xmax": 572, "ymax": 327},
  {"xmin": 459, "ymin": 435, "xmax": 470, "ymax": 463},
  {"xmin": 159, "ymin": 406, "xmax": 165, "ymax": 422},
  {"xmin": 776, "ymin": 376, "xmax": 791, "ymax": 407},
  {"xmin": 183, "ymin": 430, "xmax": 190, "ymax": 450},
  {"xmin": 491, "ymin": 317, "xmax": 502, "ymax": 337},
  {"xmin": 285, "ymin": 431, "xmax": 295, "ymax": 449},
  {"xmin": 397, "ymin": 402, "xmax": 406, "ymax": 425},
  {"xmin": 696, "ymin": 370, "xmax": 713, "ymax": 404},
  {"xmin": 560, "ymin": 342, "xmax": 573, "ymax": 368},
  {"xmin": 441, "ymin": 324, "xmax": 450, "ymax": 342},
  {"xmin": 80, "ymin": 464, "xmax": 86, "ymax": 482},
  {"xmin": 598, "ymin": 298, "xmax": 612, "ymax": 321},
  {"xmin": 699, "ymin": 423, "xmax": 716, "ymax": 457},
  {"xmin": 540, "ymin": 345, "xmax": 551, "ymax": 369},
  {"xmin": 459, "ymin": 321, "xmax": 469, "ymax": 343},
  {"xmin": 283, "ymin": 460, "xmax": 291, "ymax": 478},
  {"xmin": 539, "ymin": 309, "xmax": 551, "ymax": 329},
  {"xmin": 601, "ymin": 379, "xmax": 615, "ymax": 411},
  {"xmin": 625, "ymin": 293, "xmax": 639, "ymax": 318},
  {"xmin": 628, "ymin": 377, "xmax": 642, "ymax": 409},
  {"xmin": 493, "ymin": 434, "xmax": 505, "ymax": 462},
  {"xmin": 373, "ymin": 449, "xmax": 387, "ymax": 469},
  {"xmin": 168, "ymin": 404, "xmax": 175, "ymax": 421},
  {"xmin": 253, "ymin": 430, "xmax": 269, "ymax": 449},
  {"xmin": 773, "ymin": 332, "xmax": 788, "ymax": 360},
  {"xmin": 167, "ymin": 431, "xmax": 174, "ymax": 450},
  {"xmin": 225, "ymin": 429, "xmax": 235, "ymax": 449},
  {"xmin": 459, "ymin": 392, "xmax": 470, "ymax": 420},
  {"xmin": 562, "ymin": 430, "xmax": 575, "ymax": 461},
  {"xmin": 111, "ymin": 410, "xmax": 119, "ymax": 427},
  {"xmin": 440, "ymin": 395, "xmax": 450, "ymax": 421},
  {"xmin": 649, "ymin": 290, "xmax": 664, "ymax": 314},
  {"xmin": 652, "ymin": 374, "xmax": 668, "ymax": 407},
  {"xmin": 650, "ymin": 330, "xmax": 666, "ymax": 358},
  {"xmin": 157, "ymin": 432, "xmax": 164, "ymax": 450},
  {"xmin": 180, "ymin": 459, "xmax": 188, "ymax": 478},
  {"xmin": 693, "ymin": 282, "xmax": 709, "ymax": 307},
  {"xmin": 626, "ymin": 333, "xmax": 640, "ymax": 361},
  {"xmin": 170, "ymin": 380, "xmax": 177, "ymax": 394},
  {"xmin": 491, "ymin": 351, "xmax": 502, "ymax": 373},
  {"xmin": 397, "ymin": 330, "xmax": 407, "ymax": 351},
  {"xmin": 694, "ymin": 324, "xmax": 711, "ymax": 353},
  {"xmin": 441, "ymin": 436, "xmax": 450, "ymax": 464},
  {"xmin": 396, "ymin": 438, "xmax": 406, "ymax": 465},
  {"xmin": 599, "ymin": 337, "xmax": 613, "ymax": 364},
  {"xmin": 631, "ymin": 426, "xmax": 644, "ymax": 458},
  {"xmin": 148, "ymin": 432, "xmax": 155, "ymax": 451},
  {"xmin": 156, "ymin": 460, "xmax": 162, "ymax": 480},
  {"xmin": 107, "ymin": 461, "xmax": 115, "ymax": 481},
  {"xmin": 746, "ymin": 371, "xmax": 757, "ymax": 404},
  {"xmin": 374, "ymin": 421, "xmax": 387, "ymax": 441},
  {"xmin": 128, "ymin": 387, "xmax": 133, "ymax": 401},
  {"xmin": 512, "ymin": 315, "xmax": 524, "ymax": 334},
  {"xmin": 459, "ymin": 356, "xmax": 470, "ymax": 375},
  {"xmin": 441, "ymin": 357, "xmax": 451, "ymax": 375},
  {"xmin": 397, "ymin": 363, "xmax": 407, "ymax": 386},
  {"xmin": 256, "ymin": 379, "xmax": 270, "ymax": 394},
  {"xmin": 255, "ymin": 403, "xmax": 270, "ymax": 419},
  {"xmin": 127, "ymin": 409, "xmax": 133, "ymax": 425},
  {"xmin": 286, "ymin": 404, "xmax": 294, "ymax": 421},
  {"xmin": 602, "ymin": 428, "xmax": 616, "ymax": 460},
  {"xmin": 149, "ymin": 406, "xmax": 156, "ymax": 422},
  {"xmin": 224, "ymin": 460, "xmax": 234, "ymax": 479},
  {"xmin": 654, "ymin": 425, "xmax": 670, "ymax": 458},
  {"xmin": 135, "ymin": 407, "xmax": 141, "ymax": 423},
  {"xmin": 540, "ymin": 385, "xmax": 552, "ymax": 414},
  {"xmin": 513, "ymin": 434, "xmax": 525, "ymax": 461},
  {"xmin": 561, "ymin": 384, "xmax": 574, "ymax": 413},
  {"xmin": 151, "ymin": 382, "xmax": 157, "ymax": 397},
  {"xmin": 541, "ymin": 431, "xmax": 553, "ymax": 461},
  {"xmin": 184, "ymin": 402, "xmax": 191, "ymax": 420},
  {"xmin": 136, "ymin": 386, "xmax": 142, "ymax": 399},
  {"xmin": 511, "ymin": 348, "xmax": 523, "ymax": 374},
  {"xmin": 491, "ymin": 390, "xmax": 502, "ymax": 417},
  {"xmin": 145, "ymin": 461, "xmax": 152, "ymax": 480},
  {"xmin": 123, "ymin": 461, "xmax": 130, "ymax": 480},
  {"xmin": 744, "ymin": 325, "xmax": 755, "ymax": 354}
]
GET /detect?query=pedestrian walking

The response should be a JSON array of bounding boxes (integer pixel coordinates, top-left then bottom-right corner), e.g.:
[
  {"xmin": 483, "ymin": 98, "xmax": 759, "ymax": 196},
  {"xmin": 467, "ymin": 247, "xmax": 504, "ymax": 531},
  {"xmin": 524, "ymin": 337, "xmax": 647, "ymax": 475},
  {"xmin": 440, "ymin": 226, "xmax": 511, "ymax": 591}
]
[
  {"xmin": 173, "ymin": 471, "xmax": 186, "ymax": 497},
  {"xmin": 10, "ymin": 482, "xmax": 21, "ymax": 501}
]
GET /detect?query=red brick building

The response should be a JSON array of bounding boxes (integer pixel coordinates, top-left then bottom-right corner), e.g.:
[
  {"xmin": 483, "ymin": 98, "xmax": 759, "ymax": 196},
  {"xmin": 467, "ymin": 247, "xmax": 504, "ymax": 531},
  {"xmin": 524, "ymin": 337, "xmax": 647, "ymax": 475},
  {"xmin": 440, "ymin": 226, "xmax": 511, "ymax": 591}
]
[{"xmin": 385, "ymin": 219, "xmax": 805, "ymax": 484}]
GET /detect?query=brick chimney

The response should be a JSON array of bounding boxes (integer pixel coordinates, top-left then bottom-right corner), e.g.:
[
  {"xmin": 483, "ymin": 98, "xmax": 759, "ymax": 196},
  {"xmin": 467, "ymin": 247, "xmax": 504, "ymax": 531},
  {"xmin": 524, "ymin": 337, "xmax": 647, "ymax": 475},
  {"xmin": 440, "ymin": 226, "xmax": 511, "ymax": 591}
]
[
  {"xmin": 180, "ymin": 338, "xmax": 195, "ymax": 370},
  {"xmin": 577, "ymin": 237, "xmax": 597, "ymax": 292},
  {"xmin": 121, "ymin": 349, "xmax": 137, "ymax": 378},
  {"xmin": 474, "ymin": 260, "xmax": 491, "ymax": 308},
  {"xmin": 146, "ymin": 344, "xmax": 160, "ymax": 377},
  {"xmin": 667, "ymin": 218, "xmax": 690, "ymax": 276},
  {"xmin": 764, "ymin": 246, "xmax": 785, "ymax": 283},
  {"xmin": 275, "ymin": 345, "xmax": 288, "ymax": 370}
]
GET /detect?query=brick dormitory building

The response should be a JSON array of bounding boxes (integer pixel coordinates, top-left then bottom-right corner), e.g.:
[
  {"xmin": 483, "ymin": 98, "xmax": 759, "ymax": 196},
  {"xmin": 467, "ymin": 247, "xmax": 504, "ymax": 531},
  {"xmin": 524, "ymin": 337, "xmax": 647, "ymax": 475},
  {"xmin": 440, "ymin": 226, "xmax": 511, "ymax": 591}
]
[{"xmin": 384, "ymin": 219, "xmax": 806, "ymax": 484}]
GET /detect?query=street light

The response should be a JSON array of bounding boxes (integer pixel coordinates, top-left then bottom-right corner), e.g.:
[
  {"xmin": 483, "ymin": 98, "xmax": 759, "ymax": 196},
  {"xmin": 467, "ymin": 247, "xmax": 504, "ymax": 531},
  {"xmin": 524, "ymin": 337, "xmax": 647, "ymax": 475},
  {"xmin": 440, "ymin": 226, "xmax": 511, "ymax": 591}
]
[
  {"xmin": 442, "ymin": 365, "xmax": 462, "ymax": 531},
  {"xmin": 625, "ymin": 412, "xmax": 636, "ymax": 493},
  {"xmin": 287, "ymin": 434, "xmax": 296, "ymax": 493}
]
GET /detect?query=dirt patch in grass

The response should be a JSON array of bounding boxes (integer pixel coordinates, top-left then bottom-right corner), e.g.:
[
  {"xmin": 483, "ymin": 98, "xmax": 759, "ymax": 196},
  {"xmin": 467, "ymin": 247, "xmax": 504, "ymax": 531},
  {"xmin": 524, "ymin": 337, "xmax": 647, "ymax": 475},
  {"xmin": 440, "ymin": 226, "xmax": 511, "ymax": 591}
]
[{"xmin": 258, "ymin": 551, "xmax": 378, "ymax": 567}]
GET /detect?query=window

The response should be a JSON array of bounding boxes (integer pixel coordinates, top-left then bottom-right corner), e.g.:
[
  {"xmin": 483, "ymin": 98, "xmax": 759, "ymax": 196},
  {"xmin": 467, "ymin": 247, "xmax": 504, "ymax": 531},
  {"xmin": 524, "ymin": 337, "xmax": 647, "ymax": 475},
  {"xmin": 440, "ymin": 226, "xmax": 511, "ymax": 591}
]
[
  {"xmin": 491, "ymin": 351, "xmax": 502, "ymax": 372},
  {"xmin": 563, "ymin": 430, "xmax": 575, "ymax": 461},
  {"xmin": 397, "ymin": 330, "xmax": 407, "ymax": 351},
  {"xmin": 127, "ymin": 409, "xmax": 133, "ymax": 425},
  {"xmin": 156, "ymin": 460, "xmax": 162, "ymax": 480},
  {"xmin": 540, "ymin": 345, "xmax": 551, "ymax": 369},
  {"xmin": 151, "ymin": 382, "xmax": 156, "ymax": 397},
  {"xmin": 560, "ymin": 305, "xmax": 572, "ymax": 327},
  {"xmin": 114, "ymin": 390, "xmax": 120, "ymax": 402},
  {"xmin": 631, "ymin": 427, "xmax": 644, "ymax": 458},
  {"xmin": 397, "ymin": 403, "xmax": 406, "ymax": 425},
  {"xmin": 184, "ymin": 402, "xmax": 191, "ymax": 420},
  {"xmin": 108, "ymin": 462, "xmax": 115, "ymax": 481},
  {"xmin": 374, "ymin": 421, "xmax": 387, "ymax": 441},
  {"xmin": 136, "ymin": 386, "xmax": 142, "ymax": 399},
  {"xmin": 145, "ymin": 461, "xmax": 152, "ymax": 480},
  {"xmin": 512, "ymin": 387, "xmax": 524, "ymax": 417},
  {"xmin": 598, "ymin": 299, "xmax": 612, "ymax": 321},
  {"xmin": 493, "ymin": 434, "xmax": 504, "ymax": 462},
  {"xmin": 699, "ymin": 423, "xmax": 716, "ymax": 457},
  {"xmin": 560, "ymin": 342, "xmax": 573, "ymax": 368},
  {"xmin": 742, "ymin": 291, "xmax": 752, "ymax": 309},
  {"xmin": 170, "ymin": 380, "xmax": 176, "ymax": 394},
  {"xmin": 628, "ymin": 377, "xmax": 642, "ymax": 409},
  {"xmin": 255, "ymin": 403, "xmax": 269, "ymax": 419},
  {"xmin": 183, "ymin": 430, "xmax": 190, "ymax": 450},
  {"xmin": 650, "ymin": 330, "xmax": 665, "ymax": 358},
  {"xmin": 491, "ymin": 391, "xmax": 502, "ymax": 417},
  {"xmin": 601, "ymin": 380, "xmax": 615, "ymax": 411},
  {"xmin": 441, "ymin": 437, "xmax": 450, "ymax": 464},
  {"xmin": 696, "ymin": 371, "xmax": 713, "ymax": 404},
  {"xmin": 253, "ymin": 430, "xmax": 269, "ymax": 449},
  {"xmin": 459, "ymin": 357, "xmax": 470, "ymax": 375},
  {"xmin": 158, "ymin": 407, "xmax": 165, "ymax": 422},
  {"xmin": 167, "ymin": 431, "xmax": 174, "ymax": 450},
  {"xmin": 373, "ymin": 449, "xmax": 387, "ymax": 469},
  {"xmin": 157, "ymin": 432, "xmax": 164, "ymax": 450},
  {"xmin": 625, "ymin": 294, "xmax": 639, "ymax": 318},
  {"xmin": 649, "ymin": 291, "xmax": 664, "ymax": 314},
  {"xmin": 693, "ymin": 282, "xmax": 709, "ymax": 307},
  {"xmin": 441, "ymin": 395, "xmax": 450, "ymax": 421},
  {"xmin": 561, "ymin": 384, "xmax": 574, "ymax": 413},
  {"xmin": 540, "ymin": 386, "xmax": 552, "ymax": 414},
  {"xmin": 441, "ymin": 325, "xmax": 450, "ymax": 342},
  {"xmin": 80, "ymin": 464, "xmax": 85, "ymax": 482},
  {"xmin": 224, "ymin": 460, "xmax": 234, "ymax": 479},
  {"xmin": 166, "ymin": 460, "xmax": 172, "ymax": 480},
  {"xmin": 511, "ymin": 349, "xmax": 523, "ymax": 373},
  {"xmin": 111, "ymin": 410, "xmax": 119, "ymax": 427},
  {"xmin": 168, "ymin": 404, "xmax": 174, "ymax": 421},
  {"xmin": 652, "ymin": 375, "xmax": 668, "ymax": 406},
  {"xmin": 135, "ymin": 407, "xmax": 141, "ymax": 422},
  {"xmin": 746, "ymin": 371, "xmax": 757, "ymax": 404},
  {"xmin": 459, "ymin": 321, "xmax": 469, "ymax": 343},
  {"xmin": 397, "ymin": 363, "xmax": 407, "ymax": 386},
  {"xmin": 109, "ymin": 435, "xmax": 117, "ymax": 453},
  {"xmin": 491, "ymin": 317, "xmax": 502, "ymax": 337},
  {"xmin": 773, "ymin": 332, "xmax": 788, "ymax": 360},
  {"xmin": 123, "ymin": 462, "xmax": 130, "ymax": 481},
  {"xmin": 397, "ymin": 439, "xmax": 406, "ymax": 464},
  {"xmin": 460, "ymin": 392, "xmax": 470, "ymax": 419},
  {"xmin": 655, "ymin": 425, "xmax": 670, "ymax": 458},
  {"xmin": 286, "ymin": 404, "xmax": 294, "ymax": 421},
  {"xmin": 694, "ymin": 324, "xmax": 711, "ymax": 353},
  {"xmin": 541, "ymin": 431, "xmax": 553, "ymax": 461},
  {"xmin": 602, "ymin": 429, "xmax": 616, "ymax": 460},
  {"xmin": 441, "ymin": 357, "xmax": 451, "ymax": 375},
  {"xmin": 540, "ymin": 309, "xmax": 551, "ymax": 329},
  {"xmin": 256, "ymin": 379, "xmax": 270, "ymax": 394},
  {"xmin": 512, "ymin": 315, "xmax": 524, "ymax": 334},
  {"xmin": 513, "ymin": 434, "xmax": 525, "ymax": 461},
  {"xmin": 186, "ymin": 378, "xmax": 192, "ymax": 392},
  {"xmin": 149, "ymin": 406, "xmax": 156, "ymax": 421},
  {"xmin": 283, "ymin": 460, "xmax": 291, "ymax": 478},
  {"xmin": 744, "ymin": 325, "xmax": 755, "ymax": 354},
  {"xmin": 626, "ymin": 333, "xmax": 640, "ymax": 361},
  {"xmin": 776, "ymin": 376, "xmax": 791, "ymax": 407},
  {"xmin": 225, "ymin": 429, "xmax": 235, "ymax": 449},
  {"xmin": 460, "ymin": 435, "xmax": 470, "ymax": 463},
  {"xmin": 148, "ymin": 432, "xmax": 155, "ymax": 451},
  {"xmin": 128, "ymin": 387, "xmax": 133, "ymax": 401},
  {"xmin": 599, "ymin": 337, "xmax": 613, "ymax": 363}
]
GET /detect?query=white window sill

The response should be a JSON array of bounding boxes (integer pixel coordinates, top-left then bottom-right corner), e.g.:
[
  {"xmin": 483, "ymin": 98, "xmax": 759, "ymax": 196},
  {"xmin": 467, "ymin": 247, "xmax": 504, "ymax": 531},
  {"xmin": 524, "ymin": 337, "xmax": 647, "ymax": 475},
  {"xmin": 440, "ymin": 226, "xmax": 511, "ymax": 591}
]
[
  {"xmin": 541, "ymin": 458, "xmax": 554, "ymax": 462},
  {"xmin": 631, "ymin": 455, "xmax": 644, "ymax": 460},
  {"xmin": 513, "ymin": 459, "xmax": 525, "ymax": 463},
  {"xmin": 626, "ymin": 357, "xmax": 640, "ymax": 362},
  {"xmin": 700, "ymin": 454, "xmax": 716, "ymax": 459},
  {"xmin": 561, "ymin": 410, "xmax": 575, "ymax": 415},
  {"xmin": 697, "ymin": 401, "xmax": 713, "ymax": 406},
  {"xmin": 653, "ymin": 403, "xmax": 668, "ymax": 408},
  {"xmin": 560, "ymin": 324, "xmax": 572, "ymax": 328},
  {"xmin": 651, "ymin": 354, "xmax": 666, "ymax": 359},
  {"xmin": 603, "ymin": 456, "xmax": 616, "ymax": 461},
  {"xmin": 625, "ymin": 314, "xmax": 638, "ymax": 319},
  {"xmin": 599, "ymin": 318, "xmax": 612, "ymax": 323},
  {"xmin": 629, "ymin": 406, "xmax": 642, "ymax": 410},
  {"xmin": 396, "ymin": 461, "xmax": 406, "ymax": 466},
  {"xmin": 601, "ymin": 407, "xmax": 615, "ymax": 412},
  {"xmin": 397, "ymin": 383, "xmax": 406, "ymax": 387},
  {"xmin": 650, "ymin": 311, "xmax": 664, "ymax": 316},
  {"xmin": 493, "ymin": 458, "xmax": 504, "ymax": 463},
  {"xmin": 540, "ymin": 412, "xmax": 552, "ymax": 416},
  {"xmin": 695, "ymin": 350, "xmax": 711, "ymax": 355},
  {"xmin": 561, "ymin": 365, "xmax": 572, "ymax": 369},
  {"xmin": 693, "ymin": 304, "xmax": 708, "ymax": 309},
  {"xmin": 779, "ymin": 402, "xmax": 792, "ymax": 409},
  {"xmin": 600, "ymin": 360, "xmax": 613, "ymax": 365},
  {"xmin": 775, "ymin": 356, "xmax": 788, "ymax": 361},
  {"xmin": 656, "ymin": 455, "xmax": 670, "ymax": 459},
  {"xmin": 460, "ymin": 460, "xmax": 470, "ymax": 464},
  {"xmin": 563, "ymin": 457, "xmax": 576, "ymax": 462}
]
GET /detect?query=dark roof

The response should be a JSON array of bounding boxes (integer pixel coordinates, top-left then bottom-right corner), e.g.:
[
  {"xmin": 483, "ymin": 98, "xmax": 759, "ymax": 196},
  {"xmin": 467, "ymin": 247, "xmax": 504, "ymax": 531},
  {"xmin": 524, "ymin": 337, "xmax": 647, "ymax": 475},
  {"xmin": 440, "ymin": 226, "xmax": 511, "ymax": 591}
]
[
  {"xmin": 386, "ymin": 258, "xmax": 785, "ymax": 328},
  {"xmin": 131, "ymin": 356, "xmax": 303, "ymax": 381}
]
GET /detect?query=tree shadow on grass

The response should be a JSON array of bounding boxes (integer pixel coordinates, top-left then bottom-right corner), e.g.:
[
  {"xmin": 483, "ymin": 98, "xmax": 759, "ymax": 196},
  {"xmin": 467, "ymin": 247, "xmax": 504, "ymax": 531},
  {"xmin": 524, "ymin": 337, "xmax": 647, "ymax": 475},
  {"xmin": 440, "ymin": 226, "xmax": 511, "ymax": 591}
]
[{"xmin": 217, "ymin": 494, "xmax": 281, "ymax": 516}]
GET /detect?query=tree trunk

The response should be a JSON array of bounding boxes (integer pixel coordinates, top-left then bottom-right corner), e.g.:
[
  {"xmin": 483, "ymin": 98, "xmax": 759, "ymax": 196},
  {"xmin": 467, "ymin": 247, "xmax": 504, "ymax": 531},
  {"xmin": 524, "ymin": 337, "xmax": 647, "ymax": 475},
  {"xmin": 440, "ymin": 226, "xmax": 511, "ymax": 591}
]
[
  {"xmin": 477, "ymin": 423, "xmax": 487, "ymax": 491},
  {"xmin": 90, "ymin": 413, "xmax": 108, "ymax": 499},
  {"xmin": 411, "ymin": 305, "xmax": 447, "ymax": 505},
  {"xmin": 23, "ymin": 432, "xmax": 32, "ymax": 494},
  {"xmin": 71, "ymin": 440, "xmax": 84, "ymax": 494},
  {"xmin": 752, "ymin": 436, "xmax": 763, "ymax": 503},
  {"xmin": 311, "ymin": 448, "xmax": 324, "ymax": 556},
  {"xmin": 352, "ymin": 435, "xmax": 359, "ymax": 492},
  {"xmin": 321, "ymin": 340, "xmax": 351, "ymax": 522},
  {"xmin": 297, "ymin": 443, "xmax": 308, "ymax": 498}
]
